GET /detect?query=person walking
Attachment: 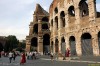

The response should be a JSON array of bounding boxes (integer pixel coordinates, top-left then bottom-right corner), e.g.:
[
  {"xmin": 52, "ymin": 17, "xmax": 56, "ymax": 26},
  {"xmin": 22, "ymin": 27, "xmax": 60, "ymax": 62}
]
[
  {"xmin": 20, "ymin": 52, "xmax": 26, "ymax": 65},
  {"xmin": 8, "ymin": 51, "xmax": 13, "ymax": 63},
  {"xmin": 13, "ymin": 51, "xmax": 16, "ymax": 61}
]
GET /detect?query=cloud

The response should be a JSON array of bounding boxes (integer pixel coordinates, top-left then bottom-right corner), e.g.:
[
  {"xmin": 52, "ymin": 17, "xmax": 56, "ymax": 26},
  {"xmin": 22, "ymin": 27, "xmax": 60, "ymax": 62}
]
[
  {"xmin": 96, "ymin": 3, "xmax": 100, "ymax": 12},
  {"xmin": 0, "ymin": 0, "xmax": 53, "ymax": 40}
]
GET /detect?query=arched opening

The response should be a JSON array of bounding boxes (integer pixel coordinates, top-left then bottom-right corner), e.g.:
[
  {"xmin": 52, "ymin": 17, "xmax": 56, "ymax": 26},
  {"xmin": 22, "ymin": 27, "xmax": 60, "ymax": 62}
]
[
  {"xmin": 69, "ymin": 36, "xmax": 77, "ymax": 56},
  {"xmin": 42, "ymin": 17, "xmax": 49, "ymax": 22},
  {"xmin": 60, "ymin": 11, "xmax": 65, "ymax": 28},
  {"xmin": 98, "ymin": 31, "xmax": 100, "ymax": 54},
  {"xmin": 54, "ymin": 7, "xmax": 58, "ymax": 14},
  {"xmin": 61, "ymin": 37, "xmax": 66, "ymax": 54},
  {"xmin": 51, "ymin": 19, "xmax": 53, "ymax": 27},
  {"xmin": 55, "ymin": 16, "xmax": 58, "ymax": 30},
  {"xmin": 81, "ymin": 33, "xmax": 93, "ymax": 56},
  {"xmin": 0, "ymin": 42, "xmax": 3, "ymax": 52},
  {"xmin": 55, "ymin": 38, "xmax": 59, "ymax": 54},
  {"xmin": 31, "ymin": 37, "xmax": 38, "ymax": 51},
  {"xmin": 42, "ymin": 24, "xmax": 48, "ymax": 30},
  {"xmin": 33, "ymin": 24, "xmax": 38, "ymax": 34},
  {"xmin": 43, "ymin": 34, "xmax": 50, "ymax": 54},
  {"xmin": 68, "ymin": 6, "xmax": 75, "ymax": 16},
  {"xmin": 79, "ymin": 0, "xmax": 89, "ymax": 17}
]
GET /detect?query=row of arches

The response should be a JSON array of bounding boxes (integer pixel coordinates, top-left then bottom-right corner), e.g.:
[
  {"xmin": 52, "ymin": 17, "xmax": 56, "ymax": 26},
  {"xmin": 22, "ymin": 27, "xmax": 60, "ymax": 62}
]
[
  {"xmin": 51, "ymin": 32, "xmax": 100, "ymax": 56},
  {"xmin": 51, "ymin": 0, "xmax": 92, "ymax": 29},
  {"xmin": 33, "ymin": 17, "xmax": 49, "ymax": 34},
  {"xmin": 33, "ymin": 24, "xmax": 49, "ymax": 34},
  {"xmin": 31, "ymin": 34, "xmax": 50, "ymax": 54},
  {"xmin": 54, "ymin": 0, "xmax": 89, "ymax": 17}
]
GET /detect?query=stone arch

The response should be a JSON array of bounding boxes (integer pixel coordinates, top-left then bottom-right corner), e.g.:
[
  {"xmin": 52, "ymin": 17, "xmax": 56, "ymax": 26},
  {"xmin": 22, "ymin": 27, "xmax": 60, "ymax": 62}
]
[
  {"xmin": 43, "ymin": 34, "xmax": 50, "ymax": 54},
  {"xmin": 68, "ymin": 6, "xmax": 75, "ymax": 16},
  {"xmin": 81, "ymin": 33, "xmax": 93, "ymax": 56},
  {"xmin": 51, "ymin": 19, "xmax": 53, "ymax": 27},
  {"xmin": 61, "ymin": 37, "xmax": 66, "ymax": 54},
  {"xmin": 31, "ymin": 37, "xmax": 38, "ymax": 51},
  {"xmin": 42, "ymin": 24, "xmax": 48, "ymax": 29},
  {"xmin": 33, "ymin": 24, "xmax": 38, "ymax": 34},
  {"xmin": 60, "ymin": 11, "xmax": 65, "ymax": 28},
  {"xmin": 54, "ymin": 7, "xmax": 58, "ymax": 14},
  {"xmin": 42, "ymin": 17, "xmax": 49, "ymax": 22},
  {"xmin": 69, "ymin": 36, "xmax": 77, "ymax": 56},
  {"xmin": 55, "ymin": 16, "xmax": 58, "ymax": 30},
  {"xmin": 98, "ymin": 31, "xmax": 100, "ymax": 54},
  {"xmin": 79, "ymin": 0, "xmax": 89, "ymax": 17},
  {"xmin": 55, "ymin": 38, "xmax": 59, "ymax": 53}
]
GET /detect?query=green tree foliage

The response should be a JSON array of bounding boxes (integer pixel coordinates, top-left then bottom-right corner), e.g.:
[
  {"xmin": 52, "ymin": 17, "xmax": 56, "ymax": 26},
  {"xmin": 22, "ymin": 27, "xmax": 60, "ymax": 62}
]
[
  {"xmin": 16, "ymin": 40, "xmax": 26, "ymax": 52},
  {"xmin": 5, "ymin": 35, "xmax": 19, "ymax": 52}
]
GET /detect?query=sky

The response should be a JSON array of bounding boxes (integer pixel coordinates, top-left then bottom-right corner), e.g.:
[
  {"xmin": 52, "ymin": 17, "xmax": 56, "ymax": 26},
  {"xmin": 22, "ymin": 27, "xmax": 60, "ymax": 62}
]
[{"xmin": 0, "ymin": 0, "xmax": 100, "ymax": 40}]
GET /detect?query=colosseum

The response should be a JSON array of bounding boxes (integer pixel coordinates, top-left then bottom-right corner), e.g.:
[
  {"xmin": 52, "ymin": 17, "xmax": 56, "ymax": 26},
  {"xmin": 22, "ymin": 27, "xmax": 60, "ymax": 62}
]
[{"xmin": 26, "ymin": 0, "xmax": 100, "ymax": 56}]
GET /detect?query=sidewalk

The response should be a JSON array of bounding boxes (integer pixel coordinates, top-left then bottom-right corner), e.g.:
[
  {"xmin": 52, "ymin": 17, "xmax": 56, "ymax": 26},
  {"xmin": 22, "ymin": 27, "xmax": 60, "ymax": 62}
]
[{"xmin": 56, "ymin": 56, "xmax": 100, "ymax": 63}]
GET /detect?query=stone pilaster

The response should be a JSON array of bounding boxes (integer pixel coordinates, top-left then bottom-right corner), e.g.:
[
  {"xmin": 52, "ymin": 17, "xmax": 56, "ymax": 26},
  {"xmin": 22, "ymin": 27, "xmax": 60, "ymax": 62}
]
[
  {"xmin": 76, "ymin": 35, "xmax": 82, "ymax": 56},
  {"xmin": 38, "ymin": 20, "xmax": 43, "ymax": 54},
  {"xmin": 88, "ymin": 0, "xmax": 97, "ymax": 22},
  {"xmin": 29, "ymin": 25, "xmax": 33, "ymax": 35},
  {"xmin": 92, "ymin": 33, "xmax": 99, "ymax": 56},
  {"xmin": 26, "ymin": 39, "xmax": 31, "ymax": 52}
]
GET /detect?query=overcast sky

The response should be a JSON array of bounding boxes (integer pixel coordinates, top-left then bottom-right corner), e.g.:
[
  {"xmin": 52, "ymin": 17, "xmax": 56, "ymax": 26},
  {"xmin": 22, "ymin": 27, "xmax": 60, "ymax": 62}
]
[{"xmin": 0, "ymin": 0, "xmax": 100, "ymax": 40}]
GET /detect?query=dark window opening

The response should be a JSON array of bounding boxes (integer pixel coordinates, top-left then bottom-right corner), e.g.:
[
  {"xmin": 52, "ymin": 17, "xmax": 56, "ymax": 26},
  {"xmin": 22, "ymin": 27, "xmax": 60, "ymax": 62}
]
[
  {"xmin": 31, "ymin": 37, "xmax": 37, "ymax": 47},
  {"xmin": 68, "ymin": 6, "xmax": 75, "ymax": 16},
  {"xmin": 55, "ymin": 39, "xmax": 59, "ymax": 53},
  {"xmin": 31, "ymin": 37, "xmax": 38, "ymax": 51},
  {"xmin": 42, "ymin": 17, "xmax": 49, "ymax": 22},
  {"xmin": 42, "ymin": 24, "xmax": 48, "ymax": 29},
  {"xmin": 54, "ymin": 7, "xmax": 58, "ymax": 14},
  {"xmin": 51, "ymin": 19, "xmax": 53, "ymax": 27},
  {"xmin": 61, "ymin": 37, "xmax": 65, "ymax": 54},
  {"xmin": 33, "ymin": 24, "xmax": 38, "ymax": 34},
  {"xmin": 43, "ymin": 34, "xmax": 50, "ymax": 54},
  {"xmin": 98, "ymin": 31, "xmax": 100, "ymax": 54},
  {"xmin": 81, "ymin": 33, "xmax": 91, "ymax": 39},
  {"xmin": 81, "ymin": 33, "xmax": 93, "ymax": 56},
  {"xmin": 69, "ymin": 36, "xmax": 77, "ymax": 56},
  {"xmin": 79, "ymin": 0, "xmax": 89, "ymax": 17},
  {"xmin": 55, "ymin": 16, "xmax": 58, "ymax": 29},
  {"xmin": 60, "ymin": 11, "xmax": 65, "ymax": 27}
]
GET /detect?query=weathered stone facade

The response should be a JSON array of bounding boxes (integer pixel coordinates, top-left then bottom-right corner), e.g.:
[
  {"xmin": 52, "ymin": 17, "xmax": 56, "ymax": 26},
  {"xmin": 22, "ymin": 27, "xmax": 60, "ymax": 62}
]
[
  {"xmin": 26, "ymin": 4, "xmax": 50, "ymax": 54},
  {"xmin": 26, "ymin": 0, "xmax": 100, "ymax": 56}
]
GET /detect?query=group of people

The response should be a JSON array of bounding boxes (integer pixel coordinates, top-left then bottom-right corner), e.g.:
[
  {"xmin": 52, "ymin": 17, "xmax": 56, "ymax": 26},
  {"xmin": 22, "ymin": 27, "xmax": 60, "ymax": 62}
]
[
  {"xmin": 8, "ymin": 51, "xmax": 17, "ymax": 63},
  {"xmin": 8, "ymin": 51, "xmax": 26, "ymax": 65},
  {"xmin": 27, "ymin": 51, "xmax": 37, "ymax": 60}
]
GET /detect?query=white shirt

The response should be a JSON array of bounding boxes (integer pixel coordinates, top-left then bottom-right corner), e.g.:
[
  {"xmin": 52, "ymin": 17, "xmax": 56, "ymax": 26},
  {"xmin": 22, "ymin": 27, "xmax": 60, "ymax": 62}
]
[{"xmin": 9, "ymin": 52, "xmax": 13, "ymax": 57}]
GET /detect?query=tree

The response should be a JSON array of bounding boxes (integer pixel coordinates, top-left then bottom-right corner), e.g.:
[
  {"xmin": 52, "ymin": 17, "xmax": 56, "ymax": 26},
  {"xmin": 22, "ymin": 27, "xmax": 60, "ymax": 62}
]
[
  {"xmin": 5, "ymin": 35, "xmax": 19, "ymax": 51},
  {"xmin": 16, "ymin": 40, "xmax": 26, "ymax": 52}
]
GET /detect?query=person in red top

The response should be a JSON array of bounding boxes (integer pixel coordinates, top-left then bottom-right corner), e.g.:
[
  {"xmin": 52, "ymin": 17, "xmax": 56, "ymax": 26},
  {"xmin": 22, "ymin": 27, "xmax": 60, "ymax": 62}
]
[
  {"xmin": 20, "ymin": 52, "xmax": 26, "ymax": 65},
  {"xmin": 66, "ymin": 48, "xmax": 70, "ymax": 57}
]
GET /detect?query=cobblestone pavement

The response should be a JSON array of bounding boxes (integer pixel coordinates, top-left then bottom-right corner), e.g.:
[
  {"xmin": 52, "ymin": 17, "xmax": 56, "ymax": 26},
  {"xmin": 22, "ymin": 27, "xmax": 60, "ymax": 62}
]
[{"xmin": 0, "ymin": 56, "xmax": 100, "ymax": 66}]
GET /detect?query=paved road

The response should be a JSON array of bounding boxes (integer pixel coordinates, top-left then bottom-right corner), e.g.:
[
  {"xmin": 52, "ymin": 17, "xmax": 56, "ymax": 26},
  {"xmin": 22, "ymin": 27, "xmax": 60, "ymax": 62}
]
[{"xmin": 0, "ymin": 56, "xmax": 100, "ymax": 66}]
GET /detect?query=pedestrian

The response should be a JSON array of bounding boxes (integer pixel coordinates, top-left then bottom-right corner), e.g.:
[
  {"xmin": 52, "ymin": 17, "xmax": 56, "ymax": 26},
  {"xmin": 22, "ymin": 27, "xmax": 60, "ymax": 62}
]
[
  {"xmin": 13, "ymin": 51, "xmax": 16, "ymax": 61},
  {"xmin": 8, "ymin": 51, "xmax": 13, "ymax": 63},
  {"xmin": 20, "ymin": 52, "xmax": 26, "ymax": 65},
  {"xmin": 66, "ymin": 48, "xmax": 70, "ymax": 57}
]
